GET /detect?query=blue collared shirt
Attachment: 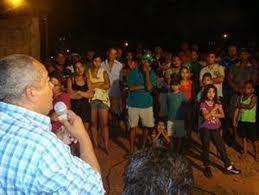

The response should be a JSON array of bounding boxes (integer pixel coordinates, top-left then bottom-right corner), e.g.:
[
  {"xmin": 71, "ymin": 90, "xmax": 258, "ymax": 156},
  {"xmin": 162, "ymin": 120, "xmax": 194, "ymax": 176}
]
[
  {"xmin": 0, "ymin": 102, "xmax": 105, "ymax": 195},
  {"xmin": 101, "ymin": 59, "xmax": 123, "ymax": 97}
]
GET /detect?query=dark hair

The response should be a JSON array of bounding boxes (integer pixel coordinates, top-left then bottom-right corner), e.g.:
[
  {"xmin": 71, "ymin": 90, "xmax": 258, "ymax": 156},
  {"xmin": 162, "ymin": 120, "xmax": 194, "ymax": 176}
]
[
  {"xmin": 123, "ymin": 148, "xmax": 194, "ymax": 195},
  {"xmin": 180, "ymin": 66, "xmax": 190, "ymax": 74},
  {"xmin": 243, "ymin": 79, "xmax": 254, "ymax": 88},
  {"xmin": 202, "ymin": 72, "xmax": 212, "ymax": 81},
  {"xmin": 239, "ymin": 48, "xmax": 250, "ymax": 54},
  {"xmin": 92, "ymin": 54, "xmax": 103, "ymax": 61},
  {"xmin": 170, "ymin": 73, "xmax": 181, "ymax": 85},
  {"xmin": 54, "ymin": 51, "xmax": 66, "ymax": 58},
  {"xmin": 201, "ymin": 84, "xmax": 218, "ymax": 103},
  {"xmin": 155, "ymin": 118, "xmax": 166, "ymax": 126},
  {"xmin": 49, "ymin": 71, "xmax": 63, "ymax": 84},
  {"xmin": 206, "ymin": 49, "xmax": 218, "ymax": 57}
]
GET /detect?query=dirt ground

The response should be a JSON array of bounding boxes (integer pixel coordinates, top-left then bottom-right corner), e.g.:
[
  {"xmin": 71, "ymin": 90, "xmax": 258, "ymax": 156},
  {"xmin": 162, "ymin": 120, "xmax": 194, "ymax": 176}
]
[{"xmin": 94, "ymin": 127, "xmax": 259, "ymax": 195}]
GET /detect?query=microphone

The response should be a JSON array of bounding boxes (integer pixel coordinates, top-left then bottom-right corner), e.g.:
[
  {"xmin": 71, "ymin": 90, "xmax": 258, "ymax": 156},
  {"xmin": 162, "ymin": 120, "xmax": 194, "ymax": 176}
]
[{"xmin": 54, "ymin": 101, "xmax": 68, "ymax": 120}]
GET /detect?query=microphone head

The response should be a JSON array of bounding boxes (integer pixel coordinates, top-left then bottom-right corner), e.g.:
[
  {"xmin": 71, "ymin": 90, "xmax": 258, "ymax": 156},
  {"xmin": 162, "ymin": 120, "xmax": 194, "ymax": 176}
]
[{"xmin": 54, "ymin": 101, "xmax": 67, "ymax": 117}]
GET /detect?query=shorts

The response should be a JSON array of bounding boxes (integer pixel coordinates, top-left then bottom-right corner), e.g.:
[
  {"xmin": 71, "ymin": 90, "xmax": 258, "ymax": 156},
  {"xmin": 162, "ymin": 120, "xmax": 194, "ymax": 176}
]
[
  {"xmin": 128, "ymin": 106, "xmax": 154, "ymax": 128},
  {"xmin": 237, "ymin": 122, "xmax": 257, "ymax": 141},
  {"xmin": 90, "ymin": 100, "xmax": 109, "ymax": 110}
]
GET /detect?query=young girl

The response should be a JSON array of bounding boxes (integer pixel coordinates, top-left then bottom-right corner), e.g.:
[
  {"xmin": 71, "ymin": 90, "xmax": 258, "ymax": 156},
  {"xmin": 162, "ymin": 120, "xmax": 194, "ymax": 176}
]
[
  {"xmin": 87, "ymin": 54, "xmax": 110, "ymax": 154},
  {"xmin": 167, "ymin": 79, "xmax": 186, "ymax": 153},
  {"xmin": 196, "ymin": 73, "xmax": 213, "ymax": 132},
  {"xmin": 233, "ymin": 80, "xmax": 258, "ymax": 160},
  {"xmin": 179, "ymin": 66, "xmax": 194, "ymax": 144},
  {"xmin": 151, "ymin": 118, "xmax": 171, "ymax": 149},
  {"xmin": 179, "ymin": 66, "xmax": 194, "ymax": 102},
  {"xmin": 200, "ymin": 84, "xmax": 241, "ymax": 177}
]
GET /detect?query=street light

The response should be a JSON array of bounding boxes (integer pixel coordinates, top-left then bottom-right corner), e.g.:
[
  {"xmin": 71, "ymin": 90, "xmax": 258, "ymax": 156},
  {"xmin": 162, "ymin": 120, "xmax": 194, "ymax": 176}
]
[
  {"xmin": 1, "ymin": 0, "xmax": 25, "ymax": 15},
  {"xmin": 8, "ymin": 0, "xmax": 25, "ymax": 8}
]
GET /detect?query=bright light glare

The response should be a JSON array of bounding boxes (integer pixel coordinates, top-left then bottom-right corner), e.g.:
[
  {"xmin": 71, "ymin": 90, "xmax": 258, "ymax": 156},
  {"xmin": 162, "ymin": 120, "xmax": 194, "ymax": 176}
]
[
  {"xmin": 124, "ymin": 42, "xmax": 129, "ymax": 47},
  {"xmin": 8, "ymin": 0, "xmax": 24, "ymax": 8},
  {"xmin": 223, "ymin": 33, "xmax": 228, "ymax": 39}
]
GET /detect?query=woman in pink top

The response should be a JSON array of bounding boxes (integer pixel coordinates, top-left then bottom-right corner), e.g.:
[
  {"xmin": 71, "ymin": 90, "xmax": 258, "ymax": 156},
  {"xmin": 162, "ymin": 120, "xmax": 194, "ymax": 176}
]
[{"xmin": 48, "ymin": 71, "xmax": 75, "ymax": 145}]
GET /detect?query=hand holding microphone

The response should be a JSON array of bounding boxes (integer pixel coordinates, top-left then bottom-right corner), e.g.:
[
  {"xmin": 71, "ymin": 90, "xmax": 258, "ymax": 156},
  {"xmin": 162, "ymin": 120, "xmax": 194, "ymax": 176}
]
[
  {"xmin": 54, "ymin": 102, "xmax": 101, "ymax": 172},
  {"xmin": 54, "ymin": 101, "xmax": 68, "ymax": 120},
  {"xmin": 54, "ymin": 101, "xmax": 87, "ymax": 142},
  {"xmin": 54, "ymin": 101, "xmax": 77, "ymax": 144}
]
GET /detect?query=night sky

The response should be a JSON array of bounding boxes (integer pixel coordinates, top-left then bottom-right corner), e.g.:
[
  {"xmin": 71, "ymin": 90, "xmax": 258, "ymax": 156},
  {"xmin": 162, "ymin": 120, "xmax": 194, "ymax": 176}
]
[{"xmin": 2, "ymin": 0, "xmax": 259, "ymax": 52}]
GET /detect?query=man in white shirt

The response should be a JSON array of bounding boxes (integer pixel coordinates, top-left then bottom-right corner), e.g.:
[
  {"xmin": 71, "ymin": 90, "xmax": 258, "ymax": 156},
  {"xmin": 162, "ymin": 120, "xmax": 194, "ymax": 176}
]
[{"xmin": 199, "ymin": 50, "xmax": 225, "ymax": 99}]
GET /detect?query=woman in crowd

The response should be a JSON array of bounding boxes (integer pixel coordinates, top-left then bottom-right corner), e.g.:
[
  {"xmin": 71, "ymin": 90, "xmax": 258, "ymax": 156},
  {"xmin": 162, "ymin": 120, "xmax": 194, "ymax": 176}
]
[
  {"xmin": 67, "ymin": 61, "xmax": 93, "ymax": 131},
  {"xmin": 87, "ymin": 54, "xmax": 110, "ymax": 154}
]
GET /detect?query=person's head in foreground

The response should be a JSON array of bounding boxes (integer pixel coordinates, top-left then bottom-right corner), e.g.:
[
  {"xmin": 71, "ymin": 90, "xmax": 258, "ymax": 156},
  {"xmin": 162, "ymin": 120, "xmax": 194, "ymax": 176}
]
[
  {"xmin": 123, "ymin": 147, "xmax": 194, "ymax": 195},
  {"xmin": 0, "ymin": 54, "xmax": 53, "ymax": 114}
]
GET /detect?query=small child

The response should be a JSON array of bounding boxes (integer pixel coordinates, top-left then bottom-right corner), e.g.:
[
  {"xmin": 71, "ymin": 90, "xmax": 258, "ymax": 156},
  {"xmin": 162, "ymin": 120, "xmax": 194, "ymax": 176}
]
[
  {"xmin": 151, "ymin": 118, "xmax": 171, "ymax": 149},
  {"xmin": 200, "ymin": 84, "xmax": 241, "ymax": 177},
  {"xmin": 196, "ymin": 72, "xmax": 213, "ymax": 132},
  {"xmin": 233, "ymin": 80, "xmax": 258, "ymax": 160},
  {"xmin": 179, "ymin": 66, "xmax": 194, "ymax": 145},
  {"xmin": 196, "ymin": 72, "xmax": 213, "ymax": 102},
  {"xmin": 157, "ymin": 72, "xmax": 171, "ymax": 120},
  {"xmin": 167, "ymin": 78, "xmax": 187, "ymax": 153}
]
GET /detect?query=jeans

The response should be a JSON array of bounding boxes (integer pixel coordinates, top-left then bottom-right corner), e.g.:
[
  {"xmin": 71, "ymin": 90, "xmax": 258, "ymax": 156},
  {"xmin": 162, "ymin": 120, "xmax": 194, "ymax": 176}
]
[{"xmin": 200, "ymin": 128, "xmax": 231, "ymax": 167}]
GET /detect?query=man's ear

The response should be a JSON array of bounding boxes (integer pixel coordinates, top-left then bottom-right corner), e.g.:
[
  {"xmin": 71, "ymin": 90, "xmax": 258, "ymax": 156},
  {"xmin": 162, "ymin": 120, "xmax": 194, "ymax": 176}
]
[{"xmin": 24, "ymin": 85, "xmax": 37, "ymax": 102}]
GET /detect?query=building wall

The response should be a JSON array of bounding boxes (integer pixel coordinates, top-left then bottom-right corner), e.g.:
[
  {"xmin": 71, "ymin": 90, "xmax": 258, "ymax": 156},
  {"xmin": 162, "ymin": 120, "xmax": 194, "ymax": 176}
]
[{"xmin": 0, "ymin": 16, "xmax": 40, "ymax": 60}]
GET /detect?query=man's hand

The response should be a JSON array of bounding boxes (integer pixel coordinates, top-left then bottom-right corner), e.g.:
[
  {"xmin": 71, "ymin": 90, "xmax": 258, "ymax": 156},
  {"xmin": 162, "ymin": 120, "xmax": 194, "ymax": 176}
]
[{"xmin": 58, "ymin": 110, "xmax": 87, "ymax": 142}]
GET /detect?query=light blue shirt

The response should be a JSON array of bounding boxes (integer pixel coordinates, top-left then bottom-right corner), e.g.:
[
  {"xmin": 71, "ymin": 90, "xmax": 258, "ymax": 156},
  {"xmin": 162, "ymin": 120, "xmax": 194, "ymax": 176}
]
[
  {"xmin": 101, "ymin": 59, "xmax": 123, "ymax": 97},
  {"xmin": 0, "ymin": 102, "xmax": 105, "ymax": 195}
]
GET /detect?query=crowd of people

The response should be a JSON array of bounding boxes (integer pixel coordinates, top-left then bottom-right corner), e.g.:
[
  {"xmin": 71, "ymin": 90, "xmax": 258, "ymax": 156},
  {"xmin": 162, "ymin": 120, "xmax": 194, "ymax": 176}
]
[
  {"xmin": 1, "ymin": 40, "xmax": 259, "ymax": 193},
  {"xmin": 46, "ymin": 42, "xmax": 259, "ymax": 176}
]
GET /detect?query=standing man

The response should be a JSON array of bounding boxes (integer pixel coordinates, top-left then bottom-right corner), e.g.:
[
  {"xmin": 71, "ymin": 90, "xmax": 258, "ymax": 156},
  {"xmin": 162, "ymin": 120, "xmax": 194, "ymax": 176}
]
[
  {"xmin": 101, "ymin": 47, "xmax": 123, "ymax": 122},
  {"xmin": 199, "ymin": 50, "xmax": 225, "ymax": 99},
  {"xmin": 0, "ymin": 54, "xmax": 104, "ymax": 194},
  {"xmin": 127, "ymin": 53, "xmax": 157, "ymax": 154},
  {"xmin": 228, "ymin": 48, "xmax": 258, "ymax": 144}
]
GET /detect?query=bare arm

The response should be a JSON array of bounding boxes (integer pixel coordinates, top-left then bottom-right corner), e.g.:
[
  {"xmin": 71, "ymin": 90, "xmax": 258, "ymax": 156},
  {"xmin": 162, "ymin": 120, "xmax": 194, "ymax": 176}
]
[
  {"xmin": 152, "ymin": 132, "xmax": 161, "ymax": 142},
  {"xmin": 128, "ymin": 85, "xmax": 145, "ymax": 91},
  {"xmin": 66, "ymin": 78, "xmax": 82, "ymax": 99},
  {"xmin": 239, "ymin": 95, "xmax": 257, "ymax": 110},
  {"xmin": 161, "ymin": 130, "xmax": 171, "ymax": 143},
  {"xmin": 211, "ymin": 104, "xmax": 225, "ymax": 118},
  {"xmin": 233, "ymin": 107, "xmax": 240, "ymax": 128},
  {"xmin": 212, "ymin": 74, "xmax": 224, "ymax": 84},
  {"xmin": 143, "ymin": 70, "xmax": 153, "ymax": 91},
  {"xmin": 201, "ymin": 104, "xmax": 224, "ymax": 119},
  {"xmin": 88, "ymin": 71, "xmax": 110, "ymax": 90}
]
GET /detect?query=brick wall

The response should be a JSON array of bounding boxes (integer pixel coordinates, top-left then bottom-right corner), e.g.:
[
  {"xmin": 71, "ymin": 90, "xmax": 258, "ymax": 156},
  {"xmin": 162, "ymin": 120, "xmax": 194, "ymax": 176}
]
[{"xmin": 0, "ymin": 16, "xmax": 40, "ymax": 60}]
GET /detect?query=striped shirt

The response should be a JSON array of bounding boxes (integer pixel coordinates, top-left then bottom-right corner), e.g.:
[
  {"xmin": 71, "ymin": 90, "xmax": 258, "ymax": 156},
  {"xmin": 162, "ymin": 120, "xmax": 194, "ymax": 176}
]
[{"xmin": 0, "ymin": 102, "xmax": 104, "ymax": 195}]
